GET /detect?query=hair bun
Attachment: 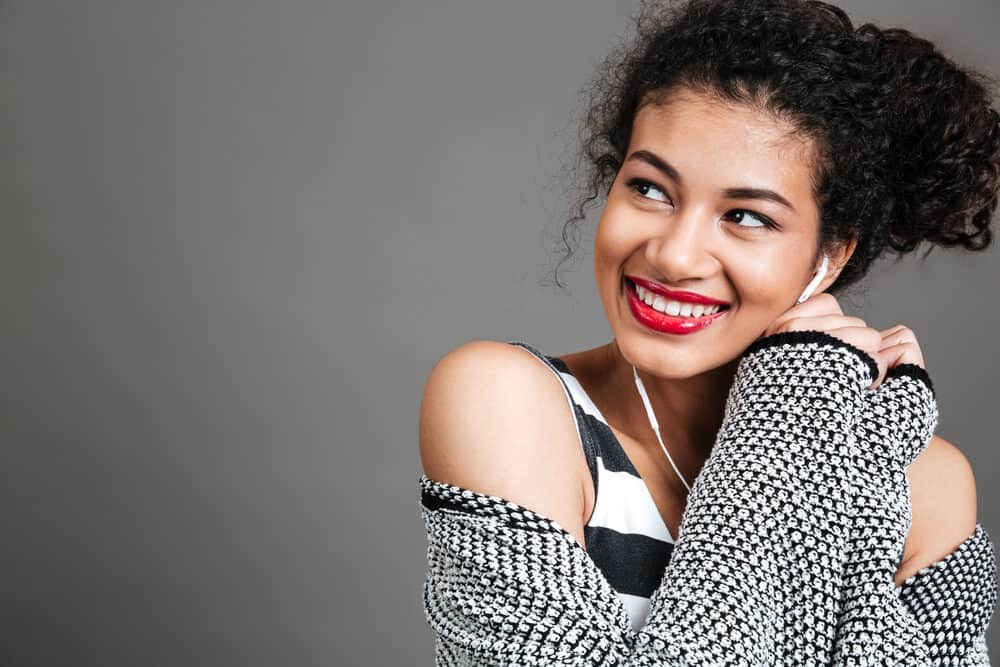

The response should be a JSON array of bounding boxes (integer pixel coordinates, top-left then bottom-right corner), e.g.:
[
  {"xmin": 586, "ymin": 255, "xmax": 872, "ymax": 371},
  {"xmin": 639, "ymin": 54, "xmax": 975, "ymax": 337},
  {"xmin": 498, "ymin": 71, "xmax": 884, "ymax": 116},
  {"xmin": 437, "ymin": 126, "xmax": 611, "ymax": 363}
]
[{"xmin": 858, "ymin": 23, "xmax": 1000, "ymax": 254}]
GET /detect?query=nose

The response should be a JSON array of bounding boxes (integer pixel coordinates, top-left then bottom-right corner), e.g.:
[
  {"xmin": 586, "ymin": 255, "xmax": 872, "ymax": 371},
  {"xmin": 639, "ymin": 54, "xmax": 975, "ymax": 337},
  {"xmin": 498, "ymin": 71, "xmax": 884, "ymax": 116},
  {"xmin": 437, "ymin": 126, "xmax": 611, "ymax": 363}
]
[{"xmin": 644, "ymin": 206, "xmax": 720, "ymax": 282}]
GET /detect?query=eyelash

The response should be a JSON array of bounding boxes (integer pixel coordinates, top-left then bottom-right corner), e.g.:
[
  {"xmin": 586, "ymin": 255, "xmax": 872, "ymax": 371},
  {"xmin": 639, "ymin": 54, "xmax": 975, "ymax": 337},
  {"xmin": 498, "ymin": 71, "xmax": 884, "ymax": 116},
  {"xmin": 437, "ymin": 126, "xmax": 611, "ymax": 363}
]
[{"xmin": 625, "ymin": 177, "xmax": 779, "ymax": 231}]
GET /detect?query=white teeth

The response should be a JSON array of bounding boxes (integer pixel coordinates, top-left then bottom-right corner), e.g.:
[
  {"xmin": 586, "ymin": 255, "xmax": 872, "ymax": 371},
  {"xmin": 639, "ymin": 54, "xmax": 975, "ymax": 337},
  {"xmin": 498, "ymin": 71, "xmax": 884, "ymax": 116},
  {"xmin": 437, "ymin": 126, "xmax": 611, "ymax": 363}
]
[{"xmin": 634, "ymin": 283, "xmax": 725, "ymax": 318}]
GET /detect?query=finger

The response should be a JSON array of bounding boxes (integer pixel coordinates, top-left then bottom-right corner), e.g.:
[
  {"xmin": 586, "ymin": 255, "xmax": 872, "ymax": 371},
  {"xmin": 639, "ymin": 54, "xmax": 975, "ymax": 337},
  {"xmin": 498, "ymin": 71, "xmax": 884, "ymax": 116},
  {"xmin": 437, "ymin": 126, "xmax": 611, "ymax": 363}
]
[
  {"xmin": 767, "ymin": 314, "xmax": 867, "ymax": 338},
  {"xmin": 869, "ymin": 348, "xmax": 895, "ymax": 389},
  {"xmin": 821, "ymin": 325, "xmax": 886, "ymax": 388},
  {"xmin": 879, "ymin": 324, "xmax": 910, "ymax": 338},
  {"xmin": 816, "ymin": 324, "xmax": 882, "ymax": 352},
  {"xmin": 877, "ymin": 328, "xmax": 916, "ymax": 350},
  {"xmin": 876, "ymin": 340, "xmax": 925, "ymax": 369},
  {"xmin": 765, "ymin": 293, "xmax": 844, "ymax": 335}
]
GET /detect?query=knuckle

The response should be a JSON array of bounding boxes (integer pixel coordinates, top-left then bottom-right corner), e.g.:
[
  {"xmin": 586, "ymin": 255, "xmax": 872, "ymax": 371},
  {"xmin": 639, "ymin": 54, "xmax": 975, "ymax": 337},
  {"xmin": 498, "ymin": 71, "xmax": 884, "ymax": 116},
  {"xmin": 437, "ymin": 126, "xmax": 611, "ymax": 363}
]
[{"xmin": 819, "ymin": 293, "xmax": 842, "ymax": 311}]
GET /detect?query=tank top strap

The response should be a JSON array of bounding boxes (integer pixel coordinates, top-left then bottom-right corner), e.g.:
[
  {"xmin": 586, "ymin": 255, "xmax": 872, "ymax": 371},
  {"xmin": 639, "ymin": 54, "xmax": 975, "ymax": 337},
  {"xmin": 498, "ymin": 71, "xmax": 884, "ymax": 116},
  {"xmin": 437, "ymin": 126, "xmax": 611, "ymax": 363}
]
[{"xmin": 505, "ymin": 340, "xmax": 600, "ymax": 492}]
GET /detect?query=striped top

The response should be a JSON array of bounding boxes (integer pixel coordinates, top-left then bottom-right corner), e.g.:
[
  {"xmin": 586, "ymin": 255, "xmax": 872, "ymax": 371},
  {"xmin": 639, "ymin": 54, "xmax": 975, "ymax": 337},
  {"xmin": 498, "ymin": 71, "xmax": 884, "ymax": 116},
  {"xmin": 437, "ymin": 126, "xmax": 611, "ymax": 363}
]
[{"xmin": 508, "ymin": 341, "xmax": 675, "ymax": 631}]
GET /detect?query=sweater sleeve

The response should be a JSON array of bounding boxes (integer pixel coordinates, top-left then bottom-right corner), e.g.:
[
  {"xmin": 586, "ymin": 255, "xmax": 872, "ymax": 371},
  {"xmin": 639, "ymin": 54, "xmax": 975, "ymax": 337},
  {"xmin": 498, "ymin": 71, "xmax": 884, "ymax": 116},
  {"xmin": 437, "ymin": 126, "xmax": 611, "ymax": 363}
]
[
  {"xmin": 630, "ymin": 330, "xmax": 877, "ymax": 664},
  {"xmin": 833, "ymin": 364, "xmax": 997, "ymax": 665},
  {"xmin": 896, "ymin": 523, "xmax": 998, "ymax": 666},
  {"xmin": 419, "ymin": 330, "xmax": 879, "ymax": 666}
]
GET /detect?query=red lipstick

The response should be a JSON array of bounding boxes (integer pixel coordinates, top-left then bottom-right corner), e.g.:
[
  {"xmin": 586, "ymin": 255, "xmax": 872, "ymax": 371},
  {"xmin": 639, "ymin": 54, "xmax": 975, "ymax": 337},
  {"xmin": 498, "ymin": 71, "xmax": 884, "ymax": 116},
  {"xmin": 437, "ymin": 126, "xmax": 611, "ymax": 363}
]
[
  {"xmin": 626, "ymin": 276, "xmax": 731, "ymax": 306},
  {"xmin": 624, "ymin": 277, "xmax": 730, "ymax": 335}
]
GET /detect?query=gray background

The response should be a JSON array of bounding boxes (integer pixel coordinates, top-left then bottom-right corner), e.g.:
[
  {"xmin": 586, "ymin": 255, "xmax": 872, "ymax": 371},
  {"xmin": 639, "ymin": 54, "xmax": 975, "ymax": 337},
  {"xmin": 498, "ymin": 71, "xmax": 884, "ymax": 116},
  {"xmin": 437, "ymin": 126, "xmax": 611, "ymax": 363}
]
[{"xmin": 2, "ymin": 1, "xmax": 998, "ymax": 665}]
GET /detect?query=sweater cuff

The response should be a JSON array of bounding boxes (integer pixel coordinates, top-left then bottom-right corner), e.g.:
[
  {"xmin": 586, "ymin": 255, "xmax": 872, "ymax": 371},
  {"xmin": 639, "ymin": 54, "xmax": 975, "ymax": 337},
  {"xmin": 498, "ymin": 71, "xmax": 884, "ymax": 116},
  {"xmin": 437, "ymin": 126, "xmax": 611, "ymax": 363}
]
[
  {"xmin": 884, "ymin": 362, "xmax": 935, "ymax": 398},
  {"xmin": 743, "ymin": 329, "xmax": 879, "ymax": 386}
]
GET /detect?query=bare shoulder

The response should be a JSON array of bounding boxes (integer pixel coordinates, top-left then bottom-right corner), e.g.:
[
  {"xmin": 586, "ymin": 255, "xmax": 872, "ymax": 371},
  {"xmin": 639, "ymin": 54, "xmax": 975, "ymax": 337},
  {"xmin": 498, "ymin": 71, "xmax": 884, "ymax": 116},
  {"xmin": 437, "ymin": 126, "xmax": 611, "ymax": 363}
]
[
  {"xmin": 897, "ymin": 433, "xmax": 978, "ymax": 584},
  {"xmin": 418, "ymin": 340, "xmax": 589, "ymax": 547}
]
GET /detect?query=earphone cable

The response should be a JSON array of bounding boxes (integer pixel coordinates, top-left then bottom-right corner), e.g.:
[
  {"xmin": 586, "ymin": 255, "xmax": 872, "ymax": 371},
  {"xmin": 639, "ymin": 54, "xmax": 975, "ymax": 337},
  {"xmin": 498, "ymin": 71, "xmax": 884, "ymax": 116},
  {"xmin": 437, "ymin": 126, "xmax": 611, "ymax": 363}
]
[{"xmin": 631, "ymin": 364, "xmax": 692, "ymax": 494}]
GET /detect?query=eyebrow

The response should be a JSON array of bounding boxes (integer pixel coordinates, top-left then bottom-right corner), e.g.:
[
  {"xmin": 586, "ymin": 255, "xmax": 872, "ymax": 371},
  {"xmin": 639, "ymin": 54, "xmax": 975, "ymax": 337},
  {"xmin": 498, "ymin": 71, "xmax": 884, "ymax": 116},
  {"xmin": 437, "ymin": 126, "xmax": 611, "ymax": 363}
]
[{"xmin": 624, "ymin": 149, "xmax": 798, "ymax": 213}]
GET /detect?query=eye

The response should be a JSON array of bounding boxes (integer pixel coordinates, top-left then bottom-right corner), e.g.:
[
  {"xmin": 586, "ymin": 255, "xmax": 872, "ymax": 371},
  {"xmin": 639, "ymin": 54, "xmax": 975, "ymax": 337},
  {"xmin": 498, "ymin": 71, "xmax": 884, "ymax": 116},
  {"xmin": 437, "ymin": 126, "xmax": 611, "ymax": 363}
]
[
  {"xmin": 626, "ymin": 177, "xmax": 671, "ymax": 204},
  {"xmin": 723, "ymin": 209, "xmax": 778, "ymax": 231},
  {"xmin": 625, "ymin": 177, "xmax": 780, "ymax": 231}
]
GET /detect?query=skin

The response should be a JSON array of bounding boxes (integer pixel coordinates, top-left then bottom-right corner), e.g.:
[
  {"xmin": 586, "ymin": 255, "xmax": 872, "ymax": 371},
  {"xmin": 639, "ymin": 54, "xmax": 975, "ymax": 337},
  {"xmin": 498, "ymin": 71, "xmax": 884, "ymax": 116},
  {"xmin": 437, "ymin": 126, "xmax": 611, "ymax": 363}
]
[{"xmin": 420, "ymin": 86, "xmax": 978, "ymax": 592}]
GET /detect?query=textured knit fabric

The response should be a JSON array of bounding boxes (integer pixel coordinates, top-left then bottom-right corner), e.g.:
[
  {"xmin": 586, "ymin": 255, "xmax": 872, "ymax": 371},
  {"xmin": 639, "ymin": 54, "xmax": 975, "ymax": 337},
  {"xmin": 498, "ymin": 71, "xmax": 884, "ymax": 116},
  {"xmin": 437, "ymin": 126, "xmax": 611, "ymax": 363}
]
[
  {"xmin": 419, "ymin": 331, "xmax": 998, "ymax": 665},
  {"xmin": 507, "ymin": 340, "xmax": 676, "ymax": 632},
  {"xmin": 834, "ymin": 365, "xmax": 995, "ymax": 665}
]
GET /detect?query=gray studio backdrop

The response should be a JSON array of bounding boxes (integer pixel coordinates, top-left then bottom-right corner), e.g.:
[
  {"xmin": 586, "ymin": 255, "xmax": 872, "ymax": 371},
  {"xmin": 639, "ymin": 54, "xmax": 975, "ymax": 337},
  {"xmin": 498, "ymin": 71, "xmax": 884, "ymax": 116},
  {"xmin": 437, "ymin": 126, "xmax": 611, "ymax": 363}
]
[{"xmin": 3, "ymin": 1, "xmax": 998, "ymax": 665}]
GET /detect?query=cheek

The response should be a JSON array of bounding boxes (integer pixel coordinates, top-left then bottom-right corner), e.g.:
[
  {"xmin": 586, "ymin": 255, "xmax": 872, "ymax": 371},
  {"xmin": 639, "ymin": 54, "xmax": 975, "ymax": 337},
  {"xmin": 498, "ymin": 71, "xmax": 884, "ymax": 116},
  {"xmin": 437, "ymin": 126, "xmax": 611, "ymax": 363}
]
[
  {"xmin": 594, "ymin": 202, "xmax": 642, "ymax": 269},
  {"xmin": 729, "ymin": 249, "xmax": 803, "ymax": 314}
]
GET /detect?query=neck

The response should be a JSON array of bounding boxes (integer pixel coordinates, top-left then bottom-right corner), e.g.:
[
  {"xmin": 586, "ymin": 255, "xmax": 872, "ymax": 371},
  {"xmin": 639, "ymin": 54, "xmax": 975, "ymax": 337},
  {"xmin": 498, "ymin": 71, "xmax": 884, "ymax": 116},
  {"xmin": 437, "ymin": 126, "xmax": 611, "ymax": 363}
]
[{"xmin": 603, "ymin": 339, "xmax": 739, "ymax": 468}]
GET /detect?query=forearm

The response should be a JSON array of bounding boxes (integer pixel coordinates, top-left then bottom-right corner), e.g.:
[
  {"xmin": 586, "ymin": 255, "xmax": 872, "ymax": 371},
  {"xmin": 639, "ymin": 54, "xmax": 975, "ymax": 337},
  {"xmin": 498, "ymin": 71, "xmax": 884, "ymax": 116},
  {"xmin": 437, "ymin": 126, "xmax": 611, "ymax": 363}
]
[
  {"xmin": 830, "ymin": 362, "xmax": 999, "ymax": 665},
  {"xmin": 633, "ymin": 330, "xmax": 876, "ymax": 664}
]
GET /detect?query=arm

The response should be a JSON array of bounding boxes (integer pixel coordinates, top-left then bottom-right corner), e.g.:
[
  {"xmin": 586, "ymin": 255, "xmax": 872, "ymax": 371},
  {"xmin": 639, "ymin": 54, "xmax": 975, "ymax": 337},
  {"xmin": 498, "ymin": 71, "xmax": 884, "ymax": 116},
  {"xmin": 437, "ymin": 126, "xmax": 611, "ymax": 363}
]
[
  {"xmin": 631, "ymin": 330, "xmax": 876, "ymax": 664},
  {"xmin": 833, "ymin": 366, "xmax": 997, "ymax": 665},
  {"xmin": 896, "ymin": 435, "xmax": 977, "ymax": 587},
  {"xmin": 420, "ymin": 331, "xmax": 883, "ymax": 665},
  {"xmin": 900, "ymin": 436, "xmax": 995, "ymax": 666}
]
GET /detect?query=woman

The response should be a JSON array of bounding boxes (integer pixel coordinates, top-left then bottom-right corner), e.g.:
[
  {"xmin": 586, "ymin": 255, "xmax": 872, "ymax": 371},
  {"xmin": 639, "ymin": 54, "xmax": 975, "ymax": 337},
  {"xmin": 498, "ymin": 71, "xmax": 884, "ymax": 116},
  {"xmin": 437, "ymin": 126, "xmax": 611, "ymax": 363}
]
[{"xmin": 418, "ymin": 0, "xmax": 1000, "ymax": 663}]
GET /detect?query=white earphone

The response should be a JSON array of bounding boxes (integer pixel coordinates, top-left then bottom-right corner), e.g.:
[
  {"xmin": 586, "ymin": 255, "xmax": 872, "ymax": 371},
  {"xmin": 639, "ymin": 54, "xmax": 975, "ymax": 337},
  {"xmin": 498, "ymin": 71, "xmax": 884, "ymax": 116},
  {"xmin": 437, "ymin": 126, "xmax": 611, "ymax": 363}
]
[{"xmin": 796, "ymin": 254, "xmax": 829, "ymax": 303}]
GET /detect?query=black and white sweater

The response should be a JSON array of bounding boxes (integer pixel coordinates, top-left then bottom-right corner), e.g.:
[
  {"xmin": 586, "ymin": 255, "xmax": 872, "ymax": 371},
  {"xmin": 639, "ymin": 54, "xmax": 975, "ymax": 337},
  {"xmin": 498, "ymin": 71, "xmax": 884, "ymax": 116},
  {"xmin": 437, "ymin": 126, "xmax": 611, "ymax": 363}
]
[{"xmin": 419, "ymin": 331, "xmax": 997, "ymax": 665}]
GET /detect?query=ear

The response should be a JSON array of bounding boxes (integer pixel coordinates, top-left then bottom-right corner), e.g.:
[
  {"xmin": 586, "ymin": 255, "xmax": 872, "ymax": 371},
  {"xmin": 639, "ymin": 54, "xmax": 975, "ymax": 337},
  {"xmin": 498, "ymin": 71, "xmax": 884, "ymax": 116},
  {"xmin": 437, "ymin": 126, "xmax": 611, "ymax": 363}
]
[{"xmin": 818, "ymin": 236, "xmax": 857, "ymax": 292}]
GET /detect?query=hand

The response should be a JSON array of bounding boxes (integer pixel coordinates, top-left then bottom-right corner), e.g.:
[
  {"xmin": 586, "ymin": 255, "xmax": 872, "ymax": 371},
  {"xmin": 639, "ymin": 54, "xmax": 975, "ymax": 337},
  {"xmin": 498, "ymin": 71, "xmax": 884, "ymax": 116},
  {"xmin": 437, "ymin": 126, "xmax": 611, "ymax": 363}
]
[
  {"xmin": 760, "ymin": 296, "xmax": 939, "ymax": 660},
  {"xmin": 873, "ymin": 323, "xmax": 926, "ymax": 373},
  {"xmin": 763, "ymin": 294, "xmax": 927, "ymax": 390}
]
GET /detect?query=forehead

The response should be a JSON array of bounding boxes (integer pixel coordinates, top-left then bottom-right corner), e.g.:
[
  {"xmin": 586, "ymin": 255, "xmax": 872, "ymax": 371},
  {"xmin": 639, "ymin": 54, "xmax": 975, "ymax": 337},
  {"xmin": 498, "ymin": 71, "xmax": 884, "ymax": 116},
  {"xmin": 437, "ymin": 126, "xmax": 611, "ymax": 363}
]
[{"xmin": 629, "ymin": 90, "xmax": 817, "ymax": 198}]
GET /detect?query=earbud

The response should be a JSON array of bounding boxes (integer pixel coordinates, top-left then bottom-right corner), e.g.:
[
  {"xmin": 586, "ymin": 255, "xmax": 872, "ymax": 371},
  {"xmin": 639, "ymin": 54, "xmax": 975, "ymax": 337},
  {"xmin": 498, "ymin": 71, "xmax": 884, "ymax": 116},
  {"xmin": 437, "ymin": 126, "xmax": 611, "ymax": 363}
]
[{"xmin": 796, "ymin": 254, "xmax": 829, "ymax": 304}]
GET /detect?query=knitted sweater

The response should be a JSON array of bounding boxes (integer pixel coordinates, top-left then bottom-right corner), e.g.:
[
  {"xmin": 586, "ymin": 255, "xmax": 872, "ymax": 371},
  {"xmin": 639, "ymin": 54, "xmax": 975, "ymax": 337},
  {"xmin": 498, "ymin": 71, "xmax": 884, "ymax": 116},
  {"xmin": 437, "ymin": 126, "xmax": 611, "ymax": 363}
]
[{"xmin": 419, "ymin": 331, "xmax": 997, "ymax": 665}]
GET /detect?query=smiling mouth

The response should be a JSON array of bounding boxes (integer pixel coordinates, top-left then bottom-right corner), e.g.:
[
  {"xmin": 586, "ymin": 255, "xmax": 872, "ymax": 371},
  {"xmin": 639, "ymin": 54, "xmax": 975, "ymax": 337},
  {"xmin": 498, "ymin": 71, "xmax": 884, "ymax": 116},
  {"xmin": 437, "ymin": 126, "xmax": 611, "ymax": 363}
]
[{"xmin": 624, "ymin": 277, "xmax": 732, "ymax": 318}]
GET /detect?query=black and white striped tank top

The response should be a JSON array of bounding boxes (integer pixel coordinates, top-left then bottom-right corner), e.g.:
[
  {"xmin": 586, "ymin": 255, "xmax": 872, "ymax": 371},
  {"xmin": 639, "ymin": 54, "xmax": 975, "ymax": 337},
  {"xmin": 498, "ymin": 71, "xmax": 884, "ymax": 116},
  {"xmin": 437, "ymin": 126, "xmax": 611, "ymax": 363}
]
[{"xmin": 508, "ymin": 341, "xmax": 675, "ymax": 631}]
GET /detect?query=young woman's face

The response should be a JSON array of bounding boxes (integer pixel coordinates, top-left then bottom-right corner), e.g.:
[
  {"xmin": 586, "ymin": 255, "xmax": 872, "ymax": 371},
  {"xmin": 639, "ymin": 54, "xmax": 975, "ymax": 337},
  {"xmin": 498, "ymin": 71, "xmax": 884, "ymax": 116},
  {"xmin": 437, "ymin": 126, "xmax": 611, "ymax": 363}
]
[{"xmin": 594, "ymin": 88, "xmax": 826, "ymax": 377}]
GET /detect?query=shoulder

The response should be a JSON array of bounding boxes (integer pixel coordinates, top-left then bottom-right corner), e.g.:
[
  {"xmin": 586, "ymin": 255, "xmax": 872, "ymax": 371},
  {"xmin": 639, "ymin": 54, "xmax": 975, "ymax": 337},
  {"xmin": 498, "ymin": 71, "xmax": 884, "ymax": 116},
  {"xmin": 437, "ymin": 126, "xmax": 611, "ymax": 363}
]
[
  {"xmin": 898, "ymin": 433, "xmax": 978, "ymax": 584},
  {"xmin": 418, "ymin": 340, "xmax": 589, "ymax": 545}
]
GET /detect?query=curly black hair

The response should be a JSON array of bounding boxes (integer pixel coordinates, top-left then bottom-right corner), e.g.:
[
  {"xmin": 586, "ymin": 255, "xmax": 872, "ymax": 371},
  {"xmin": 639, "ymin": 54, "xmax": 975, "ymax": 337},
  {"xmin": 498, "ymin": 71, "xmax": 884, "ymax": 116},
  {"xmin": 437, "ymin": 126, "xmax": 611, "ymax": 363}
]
[{"xmin": 546, "ymin": 0, "xmax": 1000, "ymax": 295}]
